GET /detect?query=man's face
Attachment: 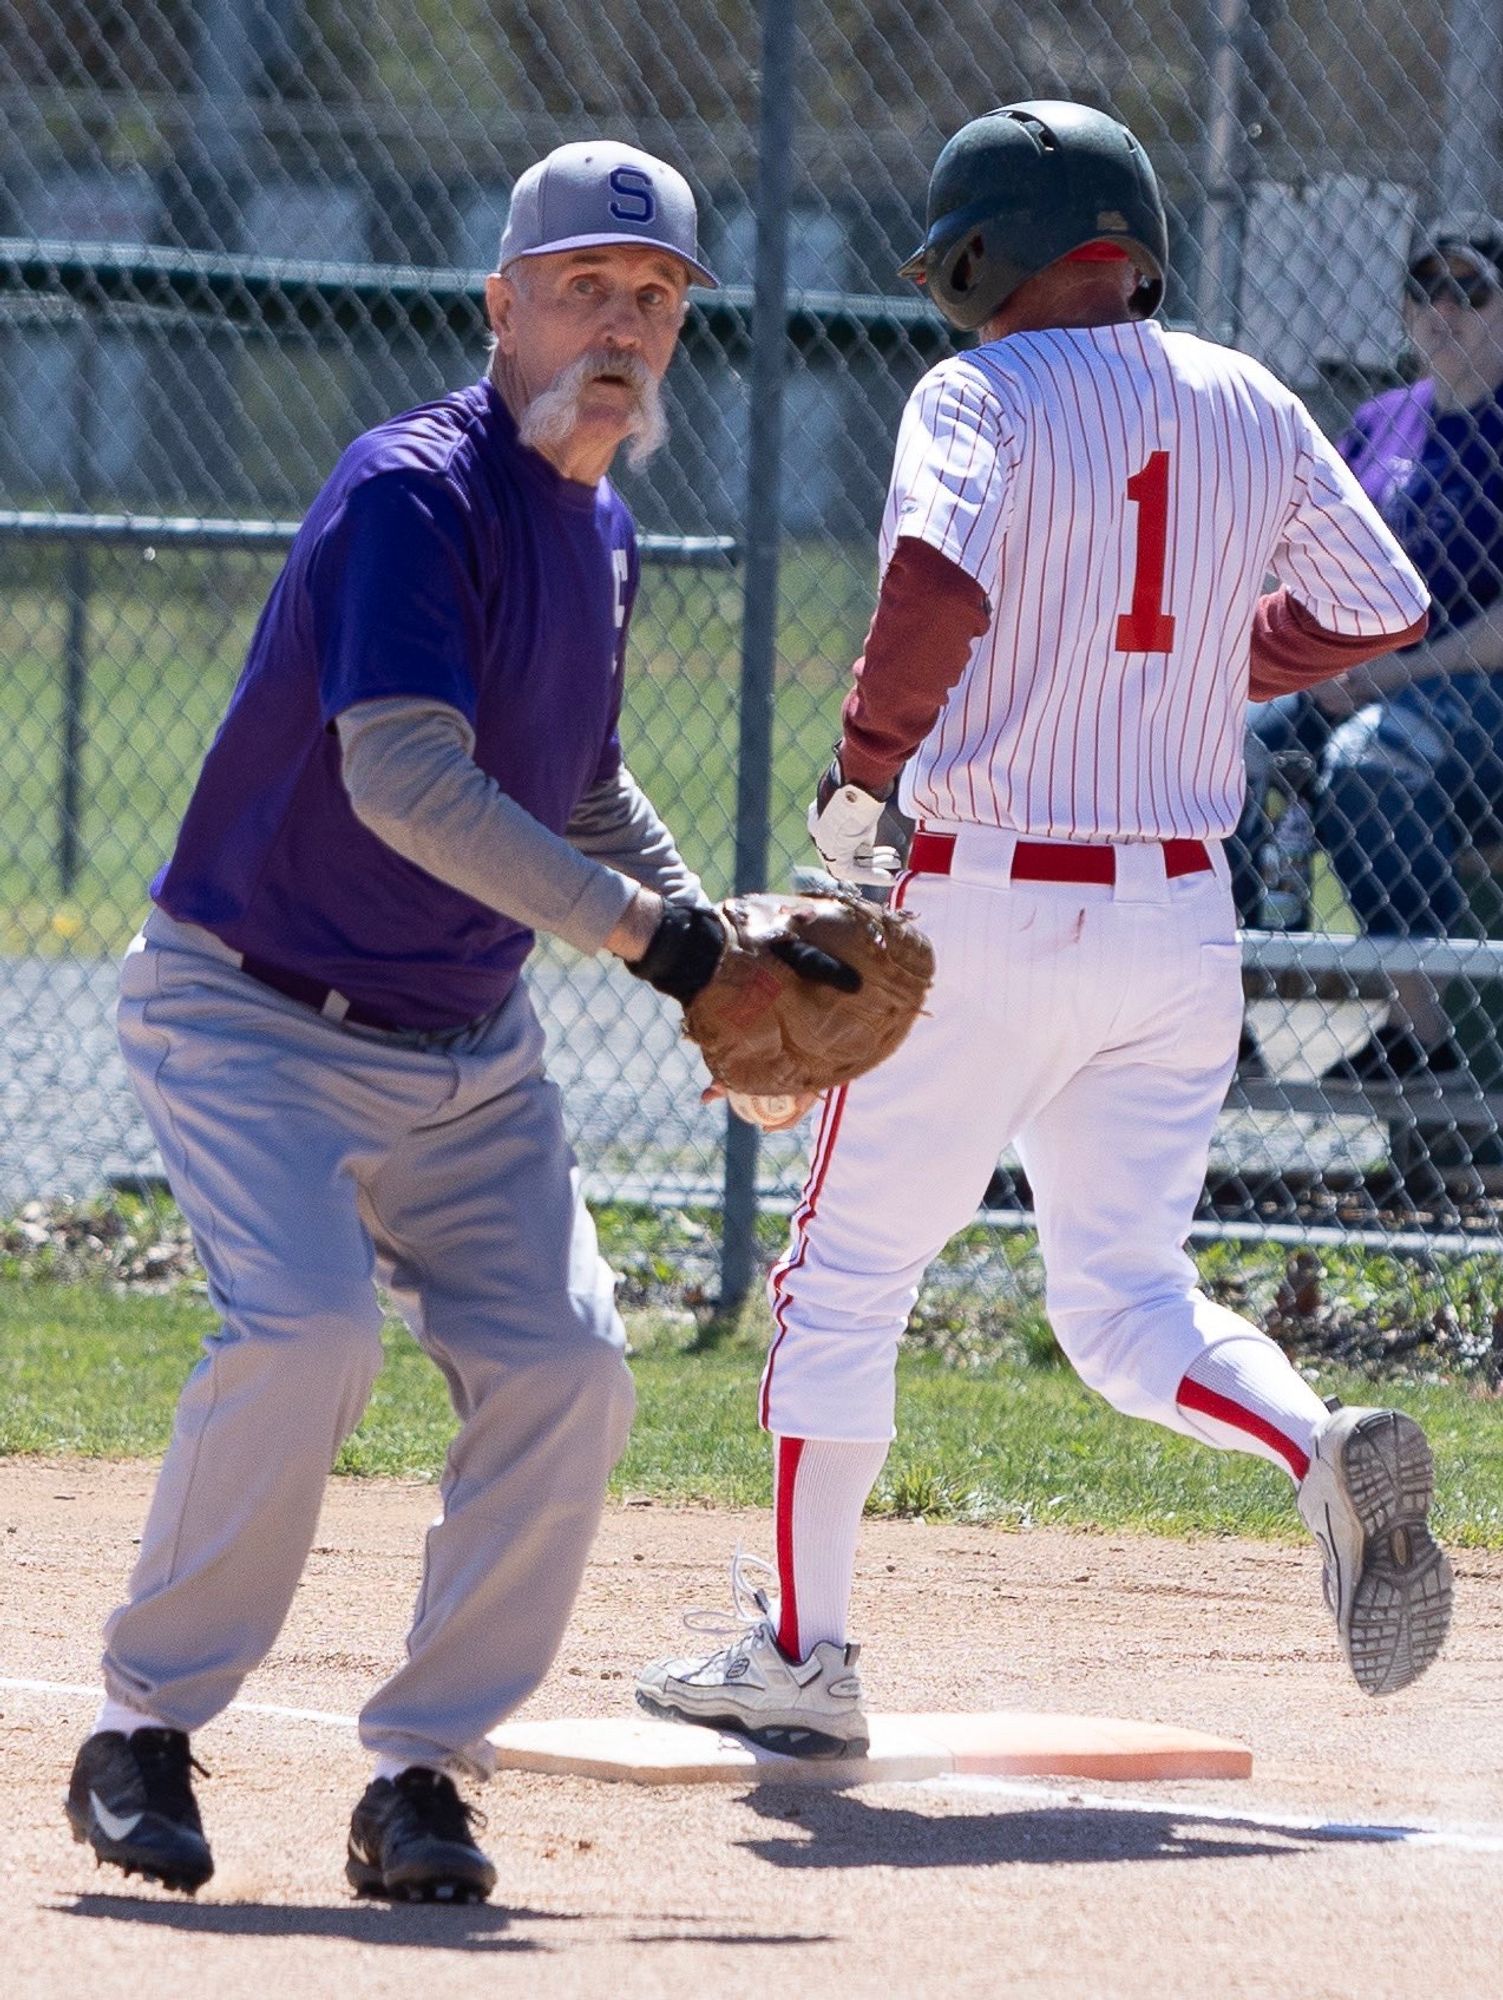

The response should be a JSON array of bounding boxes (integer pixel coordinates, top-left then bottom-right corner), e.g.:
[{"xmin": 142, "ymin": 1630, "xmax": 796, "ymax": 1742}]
[
  {"xmin": 485, "ymin": 246, "xmax": 689, "ymax": 466},
  {"xmin": 1403, "ymin": 248, "xmax": 1503, "ymax": 385}
]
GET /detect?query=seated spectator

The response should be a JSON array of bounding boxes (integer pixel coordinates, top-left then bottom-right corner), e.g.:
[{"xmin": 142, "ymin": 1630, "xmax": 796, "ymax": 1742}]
[{"xmin": 1232, "ymin": 216, "xmax": 1503, "ymax": 1083}]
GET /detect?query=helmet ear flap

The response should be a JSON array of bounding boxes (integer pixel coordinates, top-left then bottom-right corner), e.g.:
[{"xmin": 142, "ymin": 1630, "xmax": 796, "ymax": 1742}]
[
  {"xmin": 1129, "ymin": 266, "xmax": 1164, "ymax": 319},
  {"xmin": 945, "ymin": 231, "xmax": 987, "ymax": 302}
]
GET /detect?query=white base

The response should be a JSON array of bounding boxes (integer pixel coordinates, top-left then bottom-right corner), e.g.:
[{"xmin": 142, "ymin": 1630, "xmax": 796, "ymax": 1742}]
[{"xmin": 490, "ymin": 1711, "xmax": 1253, "ymax": 1786}]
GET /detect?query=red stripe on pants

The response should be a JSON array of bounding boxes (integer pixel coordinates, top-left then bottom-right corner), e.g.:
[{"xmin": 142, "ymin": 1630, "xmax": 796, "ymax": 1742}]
[
  {"xmin": 1176, "ymin": 1376, "xmax": 1310, "ymax": 1482},
  {"xmin": 761, "ymin": 873, "xmax": 912, "ymax": 1437},
  {"xmin": 775, "ymin": 1435, "xmax": 806, "ymax": 1660},
  {"xmin": 761, "ymin": 1085, "xmax": 848, "ymax": 1429}
]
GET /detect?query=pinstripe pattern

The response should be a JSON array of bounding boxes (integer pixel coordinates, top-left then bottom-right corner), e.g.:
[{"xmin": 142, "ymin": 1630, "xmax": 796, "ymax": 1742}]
[{"xmin": 883, "ymin": 321, "xmax": 1429, "ymax": 840}]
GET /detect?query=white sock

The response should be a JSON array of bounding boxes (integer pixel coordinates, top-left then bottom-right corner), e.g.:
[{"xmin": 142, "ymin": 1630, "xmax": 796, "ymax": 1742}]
[
  {"xmin": 373, "ymin": 1755, "xmax": 443, "ymax": 1783},
  {"xmin": 772, "ymin": 1434, "xmax": 889, "ymax": 1660},
  {"xmin": 1177, "ymin": 1336, "xmax": 1328, "ymax": 1483},
  {"xmin": 93, "ymin": 1696, "xmax": 168, "ymax": 1737}
]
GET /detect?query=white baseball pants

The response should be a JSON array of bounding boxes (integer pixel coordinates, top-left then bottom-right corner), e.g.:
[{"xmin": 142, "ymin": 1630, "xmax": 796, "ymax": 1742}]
[
  {"xmin": 104, "ymin": 910, "xmax": 634, "ymax": 1779},
  {"xmin": 762, "ymin": 829, "xmax": 1272, "ymax": 1443}
]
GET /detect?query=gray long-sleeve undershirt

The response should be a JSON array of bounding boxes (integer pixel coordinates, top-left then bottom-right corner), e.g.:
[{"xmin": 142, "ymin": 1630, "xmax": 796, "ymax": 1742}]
[{"xmin": 336, "ymin": 696, "xmax": 707, "ymax": 954}]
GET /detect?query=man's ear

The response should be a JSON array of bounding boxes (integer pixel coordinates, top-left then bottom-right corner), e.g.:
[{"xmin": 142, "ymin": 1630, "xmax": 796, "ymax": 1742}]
[{"xmin": 485, "ymin": 272, "xmax": 516, "ymax": 353}]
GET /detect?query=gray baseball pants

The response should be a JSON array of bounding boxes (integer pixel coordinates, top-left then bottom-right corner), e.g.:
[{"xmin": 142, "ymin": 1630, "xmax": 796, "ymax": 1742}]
[{"xmin": 103, "ymin": 909, "xmax": 635, "ymax": 1778}]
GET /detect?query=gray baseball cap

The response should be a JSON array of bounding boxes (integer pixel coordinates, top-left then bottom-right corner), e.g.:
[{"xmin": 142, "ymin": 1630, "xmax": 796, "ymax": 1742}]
[{"xmin": 498, "ymin": 141, "xmax": 719, "ymax": 288}]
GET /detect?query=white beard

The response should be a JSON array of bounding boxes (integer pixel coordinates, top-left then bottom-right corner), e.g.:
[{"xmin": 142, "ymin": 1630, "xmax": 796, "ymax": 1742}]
[{"xmin": 518, "ymin": 348, "xmax": 668, "ymax": 469}]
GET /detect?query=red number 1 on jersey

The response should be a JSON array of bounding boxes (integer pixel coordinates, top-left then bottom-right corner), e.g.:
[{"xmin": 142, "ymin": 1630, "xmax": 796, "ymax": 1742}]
[{"xmin": 1115, "ymin": 449, "xmax": 1177, "ymax": 653}]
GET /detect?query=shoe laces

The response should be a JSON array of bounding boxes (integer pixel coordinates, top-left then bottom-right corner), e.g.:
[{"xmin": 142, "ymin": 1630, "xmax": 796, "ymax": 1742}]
[
  {"xmin": 130, "ymin": 1728, "xmax": 209, "ymax": 1821},
  {"xmin": 390, "ymin": 1766, "xmax": 486, "ymax": 1842},
  {"xmin": 681, "ymin": 1547, "xmax": 780, "ymax": 1646}
]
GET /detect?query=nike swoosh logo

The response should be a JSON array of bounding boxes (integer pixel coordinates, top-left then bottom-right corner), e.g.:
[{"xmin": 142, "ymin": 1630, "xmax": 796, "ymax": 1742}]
[{"xmin": 90, "ymin": 1791, "xmax": 144, "ymax": 1841}]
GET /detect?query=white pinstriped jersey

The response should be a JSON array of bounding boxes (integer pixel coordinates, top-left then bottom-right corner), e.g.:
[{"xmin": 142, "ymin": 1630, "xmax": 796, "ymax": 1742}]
[{"xmin": 883, "ymin": 319, "xmax": 1429, "ymax": 839}]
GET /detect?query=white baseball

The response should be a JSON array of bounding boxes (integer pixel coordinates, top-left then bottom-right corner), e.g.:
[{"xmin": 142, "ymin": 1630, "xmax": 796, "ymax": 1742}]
[{"xmin": 728, "ymin": 1092, "xmax": 805, "ymax": 1131}]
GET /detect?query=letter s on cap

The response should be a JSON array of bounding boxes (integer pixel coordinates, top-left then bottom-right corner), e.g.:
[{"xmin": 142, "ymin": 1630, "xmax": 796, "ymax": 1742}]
[{"xmin": 608, "ymin": 166, "xmax": 656, "ymax": 224}]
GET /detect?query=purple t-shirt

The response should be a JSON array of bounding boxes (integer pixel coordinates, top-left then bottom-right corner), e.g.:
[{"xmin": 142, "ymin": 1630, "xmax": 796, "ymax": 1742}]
[
  {"xmin": 1339, "ymin": 376, "xmax": 1503, "ymax": 637},
  {"xmin": 1338, "ymin": 379, "xmax": 1436, "ymax": 509},
  {"xmin": 153, "ymin": 380, "xmax": 639, "ymax": 1028}
]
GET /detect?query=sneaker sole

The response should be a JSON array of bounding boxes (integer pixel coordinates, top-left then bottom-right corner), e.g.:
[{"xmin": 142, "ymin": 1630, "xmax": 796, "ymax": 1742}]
[
  {"xmin": 66, "ymin": 1802, "xmax": 213, "ymax": 1895},
  {"xmin": 1338, "ymin": 1410, "xmax": 1454, "ymax": 1696},
  {"xmin": 635, "ymin": 1686, "xmax": 869, "ymax": 1761}
]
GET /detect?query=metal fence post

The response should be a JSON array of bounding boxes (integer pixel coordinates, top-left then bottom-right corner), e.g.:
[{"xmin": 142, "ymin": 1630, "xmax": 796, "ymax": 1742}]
[
  {"xmin": 1436, "ymin": 0, "xmax": 1503, "ymax": 214},
  {"xmin": 1195, "ymin": 0, "xmax": 1252, "ymax": 341},
  {"xmin": 59, "ymin": 316, "xmax": 100, "ymax": 894},
  {"xmin": 719, "ymin": 0, "xmax": 797, "ymax": 1310}
]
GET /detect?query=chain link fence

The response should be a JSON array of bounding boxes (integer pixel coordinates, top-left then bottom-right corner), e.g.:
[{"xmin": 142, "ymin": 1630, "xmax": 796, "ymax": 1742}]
[{"xmin": 3, "ymin": 1, "xmax": 1503, "ymax": 1304}]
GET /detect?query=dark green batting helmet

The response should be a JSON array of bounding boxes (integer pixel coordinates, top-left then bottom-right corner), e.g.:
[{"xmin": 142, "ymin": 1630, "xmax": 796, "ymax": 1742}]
[{"xmin": 899, "ymin": 100, "xmax": 1168, "ymax": 331}]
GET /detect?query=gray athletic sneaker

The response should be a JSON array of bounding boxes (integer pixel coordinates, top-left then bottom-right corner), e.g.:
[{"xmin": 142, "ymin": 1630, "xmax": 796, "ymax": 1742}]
[
  {"xmin": 635, "ymin": 1553, "xmax": 869, "ymax": 1759},
  {"xmin": 1297, "ymin": 1402, "xmax": 1454, "ymax": 1696}
]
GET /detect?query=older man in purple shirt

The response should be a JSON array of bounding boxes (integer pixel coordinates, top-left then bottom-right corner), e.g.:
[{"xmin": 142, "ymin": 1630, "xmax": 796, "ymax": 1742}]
[
  {"xmin": 1235, "ymin": 216, "xmax": 1503, "ymax": 1084},
  {"xmin": 63, "ymin": 142, "xmax": 738, "ymax": 1904}
]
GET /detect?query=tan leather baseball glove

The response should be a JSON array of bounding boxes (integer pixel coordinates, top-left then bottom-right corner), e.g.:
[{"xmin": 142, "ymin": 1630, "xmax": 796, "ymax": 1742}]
[{"xmin": 683, "ymin": 890, "xmax": 935, "ymax": 1096}]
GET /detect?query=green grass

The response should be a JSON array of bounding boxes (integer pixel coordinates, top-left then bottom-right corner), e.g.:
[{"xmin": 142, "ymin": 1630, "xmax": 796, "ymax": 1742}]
[
  {"xmin": 5, "ymin": 1278, "xmax": 1502, "ymax": 1547},
  {"xmin": 0, "ymin": 546, "xmax": 875, "ymax": 954},
  {"xmin": 12, "ymin": 1194, "xmax": 1503, "ymax": 1382}
]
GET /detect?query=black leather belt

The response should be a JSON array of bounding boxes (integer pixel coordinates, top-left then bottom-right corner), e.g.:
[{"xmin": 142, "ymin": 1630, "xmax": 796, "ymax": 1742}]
[{"xmin": 239, "ymin": 953, "xmax": 407, "ymax": 1032}]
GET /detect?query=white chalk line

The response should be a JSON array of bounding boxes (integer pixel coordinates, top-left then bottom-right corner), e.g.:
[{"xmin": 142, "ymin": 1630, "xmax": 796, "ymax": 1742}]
[
  {"xmin": 1, "ymin": 1673, "xmax": 355, "ymax": 1730},
  {"xmin": 7, "ymin": 1674, "xmax": 1503, "ymax": 1856},
  {"xmin": 925, "ymin": 1774, "xmax": 1503, "ymax": 1856}
]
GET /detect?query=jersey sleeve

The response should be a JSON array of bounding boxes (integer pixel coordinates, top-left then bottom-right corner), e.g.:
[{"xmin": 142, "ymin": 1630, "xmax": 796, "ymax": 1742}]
[
  {"xmin": 885, "ymin": 361, "xmax": 1018, "ymax": 585},
  {"xmin": 1272, "ymin": 405, "xmax": 1431, "ymax": 638},
  {"xmin": 308, "ymin": 470, "xmax": 486, "ymax": 728}
]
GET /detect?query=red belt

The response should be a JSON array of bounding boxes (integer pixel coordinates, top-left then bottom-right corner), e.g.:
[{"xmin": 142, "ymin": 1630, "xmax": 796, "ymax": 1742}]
[{"xmin": 907, "ymin": 830, "xmax": 1212, "ymax": 884}]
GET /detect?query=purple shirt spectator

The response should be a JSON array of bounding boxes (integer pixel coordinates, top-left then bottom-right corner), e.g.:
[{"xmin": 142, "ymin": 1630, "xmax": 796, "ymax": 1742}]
[
  {"xmin": 1337, "ymin": 380, "xmax": 1434, "ymax": 507},
  {"xmin": 1339, "ymin": 376, "xmax": 1503, "ymax": 638}
]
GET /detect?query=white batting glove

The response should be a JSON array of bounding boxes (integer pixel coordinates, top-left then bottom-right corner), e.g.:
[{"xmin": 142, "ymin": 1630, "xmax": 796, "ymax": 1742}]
[{"xmin": 807, "ymin": 764, "xmax": 902, "ymax": 886}]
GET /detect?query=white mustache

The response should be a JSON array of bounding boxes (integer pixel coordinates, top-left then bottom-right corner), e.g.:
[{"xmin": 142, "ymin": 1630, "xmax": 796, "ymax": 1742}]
[{"xmin": 518, "ymin": 349, "xmax": 668, "ymax": 469}]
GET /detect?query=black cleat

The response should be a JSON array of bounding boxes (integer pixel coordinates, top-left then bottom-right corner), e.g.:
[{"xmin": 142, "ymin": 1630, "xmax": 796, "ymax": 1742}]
[
  {"xmin": 65, "ymin": 1728, "xmax": 213, "ymax": 1894},
  {"xmin": 346, "ymin": 1768, "xmax": 497, "ymax": 1904}
]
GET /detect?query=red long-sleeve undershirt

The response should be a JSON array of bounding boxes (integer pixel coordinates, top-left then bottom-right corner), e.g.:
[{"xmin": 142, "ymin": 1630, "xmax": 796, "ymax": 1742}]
[
  {"xmin": 838, "ymin": 541, "xmax": 1431, "ymax": 798},
  {"xmin": 839, "ymin": 537, "xmax": 991, "ymax": 797},
  {"xmin": 1247, "ymin": 588, "xmax": 1428, "ymax": 701}
]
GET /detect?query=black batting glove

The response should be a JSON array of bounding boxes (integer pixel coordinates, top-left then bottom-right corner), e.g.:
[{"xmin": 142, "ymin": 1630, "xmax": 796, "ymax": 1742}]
[
  {"xmin": 814, "ymin": 752, "xmax": 845, "ymax": 817},
  {"xmin": 816, "ymin": 748, "xmax": 895, "ymax": 813},
  {"xmin": 626, "ymin": 904, "xmax": 726, "ymax": 1005}
]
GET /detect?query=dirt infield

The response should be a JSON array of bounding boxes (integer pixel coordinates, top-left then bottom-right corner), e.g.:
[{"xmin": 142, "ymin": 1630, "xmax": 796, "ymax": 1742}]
[{"xmin": 5, "ymin": 1458, "xmax": 1502, "ymax": 2000}]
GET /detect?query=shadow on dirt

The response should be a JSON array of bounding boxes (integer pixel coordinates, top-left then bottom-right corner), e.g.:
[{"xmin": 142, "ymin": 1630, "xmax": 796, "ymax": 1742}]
[
  {"xmin": 737, "ymin": 1790, "xmax": 1412, "ymax": 1869},
  {"xmin": 54, "ymin": 1894, "xmax": 835, "ymax": 1953},
  {"xmin": 54, "ymin": 1892, "xmax": 569, "ymax": 1949}
]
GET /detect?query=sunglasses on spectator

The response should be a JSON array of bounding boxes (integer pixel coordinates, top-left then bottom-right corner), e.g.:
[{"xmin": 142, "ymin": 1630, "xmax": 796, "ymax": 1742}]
[{"xmin": 1405, "ymin": 255, "xmax": 1499, "ymax": 308}]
